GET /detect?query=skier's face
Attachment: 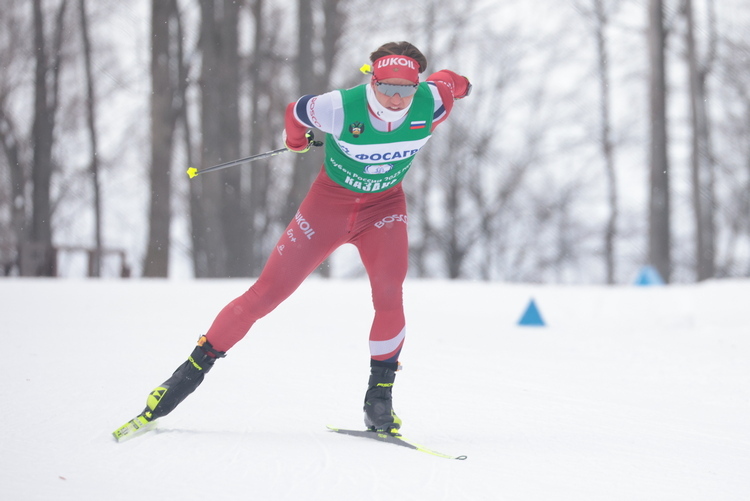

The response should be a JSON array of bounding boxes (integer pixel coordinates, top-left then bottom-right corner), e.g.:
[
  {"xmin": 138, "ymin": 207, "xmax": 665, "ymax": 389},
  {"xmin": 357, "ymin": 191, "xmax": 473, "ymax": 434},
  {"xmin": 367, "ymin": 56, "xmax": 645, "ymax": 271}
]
[{"xmin": 371, "ymin": 78, "xmax": 416, "ymax": 111}]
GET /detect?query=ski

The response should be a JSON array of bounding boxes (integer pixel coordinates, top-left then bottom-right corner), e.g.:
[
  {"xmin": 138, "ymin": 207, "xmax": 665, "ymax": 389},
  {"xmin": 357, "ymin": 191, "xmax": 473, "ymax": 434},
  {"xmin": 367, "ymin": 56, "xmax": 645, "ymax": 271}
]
[
  {"xmin": 327, "ymin": 425, "xmax": 467, "ymax": 460},
  {"xmin": 112, "ymin": 415, "xmax": 158, "ymax": 443}
]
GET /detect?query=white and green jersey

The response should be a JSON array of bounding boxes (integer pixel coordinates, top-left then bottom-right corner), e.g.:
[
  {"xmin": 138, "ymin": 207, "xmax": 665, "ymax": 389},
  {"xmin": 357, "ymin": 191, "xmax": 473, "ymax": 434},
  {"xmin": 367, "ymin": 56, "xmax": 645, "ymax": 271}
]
[{"xmin": 293, "ymin": 82, "xmax": 440, "ymax": 193}]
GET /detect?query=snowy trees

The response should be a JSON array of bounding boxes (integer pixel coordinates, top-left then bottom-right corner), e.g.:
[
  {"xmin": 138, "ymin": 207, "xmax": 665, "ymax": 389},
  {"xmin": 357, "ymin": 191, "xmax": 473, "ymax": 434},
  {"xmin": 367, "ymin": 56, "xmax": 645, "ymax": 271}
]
[
  {"xmin": 0, "ymin": 0, "xmax": 135, "ymax": 278},
  {"xmin": 1, "ymin": 0, "xmax": 749, "ymax": 283}
]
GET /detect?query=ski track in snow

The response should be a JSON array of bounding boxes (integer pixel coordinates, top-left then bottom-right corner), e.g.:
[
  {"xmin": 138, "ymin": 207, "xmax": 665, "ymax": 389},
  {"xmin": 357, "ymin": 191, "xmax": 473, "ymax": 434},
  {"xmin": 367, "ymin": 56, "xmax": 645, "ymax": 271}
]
[{"xmin": 0, "ymin": 278, "xmax": 748, "ymax": 500}]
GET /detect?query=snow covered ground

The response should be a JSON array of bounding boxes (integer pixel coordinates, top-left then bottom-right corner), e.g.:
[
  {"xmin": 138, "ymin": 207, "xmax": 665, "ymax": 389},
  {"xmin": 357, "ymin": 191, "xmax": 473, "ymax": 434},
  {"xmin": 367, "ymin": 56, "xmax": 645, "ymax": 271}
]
[{"xmin": 1, "ymin": 277, "xmax": 748, "ymax": 500}]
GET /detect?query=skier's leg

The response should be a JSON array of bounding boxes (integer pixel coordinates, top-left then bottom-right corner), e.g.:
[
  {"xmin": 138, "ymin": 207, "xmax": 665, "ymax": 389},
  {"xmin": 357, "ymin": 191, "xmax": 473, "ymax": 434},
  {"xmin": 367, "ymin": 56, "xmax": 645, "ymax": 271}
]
[
  {"xmin": 204, "ymin": 178, "xmax": 351, "ymax": 352},
  {"xmin": 356, "ymin": 199, "xmax": 409, "ymax": 366},
  {"xmin": 136, "ymin": 240, "xmax": 329, "ymax": 423},
  {"xmin": 354, "ymin": 197, "xmax": 409, "ymax": 431},
  {"xmin": 133, "ymin": 172, "xmax": 350, "ymax": 422}
]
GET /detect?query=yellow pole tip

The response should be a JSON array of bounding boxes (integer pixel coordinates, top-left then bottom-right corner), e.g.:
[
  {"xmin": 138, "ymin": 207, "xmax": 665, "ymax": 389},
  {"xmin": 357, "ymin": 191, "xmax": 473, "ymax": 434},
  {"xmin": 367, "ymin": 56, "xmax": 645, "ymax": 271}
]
[
  {"xmin": 186, "ymin": 167, "xmax": 198, "ymax": 179},
  {"xmin": 359, "ymin": 64, "xmax": 372, "ymax": 74}
]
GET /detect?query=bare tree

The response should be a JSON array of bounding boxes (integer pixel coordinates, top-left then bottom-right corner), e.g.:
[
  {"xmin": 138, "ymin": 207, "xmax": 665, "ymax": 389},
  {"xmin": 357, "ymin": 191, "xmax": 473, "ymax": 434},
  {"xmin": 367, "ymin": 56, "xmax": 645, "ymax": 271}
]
[
  {"xmin": 0, "ymin": 102, "xmax": 25, "ymax": 274},
  {"xmin": 143, "ymin": 0, "xmax": 180, "ymax": 277},
  {"xmin": 648, "ymin": 0, "xmax": 671, "ymax": 283},
  {"xmin": 78, "ymin": 0, "xmax": 102, "ymax": 276},
  {"xmin": 26, "ymin": 0, "xmax": 69, "ymax": 276},
  {"xmin": 0, "ymin": 20, "xmax": 27, "ymax": 274},
  {"xmin": 684, "ymin": 0, "xmax": 717, "ymax": 281},
  {"xmin": 191, "ymin": 0, "xmax": 242, "ymax": 277},
  {"xmin": 245, "ymin": 0, "xmax": 271, "ymax": 277},
  {"xmin": 571, "ymin": 0, "xmax": 622, "ymax": 284},
  {"xmin": 716, "ymin": 36, "xmax": 750, "ymax": 276},
  {"xmin": 592, "ymin": 0, "xmax": 619, "ymax": 283}
]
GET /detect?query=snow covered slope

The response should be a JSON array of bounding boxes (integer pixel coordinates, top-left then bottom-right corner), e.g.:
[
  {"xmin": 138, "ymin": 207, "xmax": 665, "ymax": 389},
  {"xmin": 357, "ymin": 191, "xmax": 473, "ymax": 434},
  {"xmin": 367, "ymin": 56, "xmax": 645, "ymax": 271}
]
[{"xmin": 1, "ymin": 278, "xmax": 748, "ymax": 500}]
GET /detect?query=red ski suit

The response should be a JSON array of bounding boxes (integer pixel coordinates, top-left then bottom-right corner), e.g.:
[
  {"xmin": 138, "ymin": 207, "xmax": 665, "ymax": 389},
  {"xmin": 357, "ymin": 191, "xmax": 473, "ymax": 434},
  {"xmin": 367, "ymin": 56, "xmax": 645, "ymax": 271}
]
[{"xmin": 204, "ymin": 70, "xmax": 470, "ymax": 364}]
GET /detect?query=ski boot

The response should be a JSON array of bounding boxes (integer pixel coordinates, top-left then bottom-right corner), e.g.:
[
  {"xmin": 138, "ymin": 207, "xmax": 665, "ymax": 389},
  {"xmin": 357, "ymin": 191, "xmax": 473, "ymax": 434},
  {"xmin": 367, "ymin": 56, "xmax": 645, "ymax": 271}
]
[
  {"xmin": 112, "ymin": 336, "xmax": 225, "ymax": 441},
  {"xmin": 363, "ymin": 361, "xmax": 402, "ymax": 434}
]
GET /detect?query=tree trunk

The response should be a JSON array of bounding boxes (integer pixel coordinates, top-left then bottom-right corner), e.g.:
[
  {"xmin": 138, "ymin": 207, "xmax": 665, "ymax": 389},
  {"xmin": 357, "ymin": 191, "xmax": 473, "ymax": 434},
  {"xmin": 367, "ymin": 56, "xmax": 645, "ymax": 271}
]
[
  {"xmin": 78, "ymin": 0, "xmax": 102, "ymax": 277},
  {"xmin": 246, "ymin": 0, "xmax": 273, "ymax": 276},
  {"xmin": 216, "ymin": 0, "xmax": 244, "ymax": 277},
  {"xmin": 0, "ymin": 109, "xmax": 26, "ymax": 274},
  {"xmin": 28, "ymin": 0, "xmax": 67, "ymax": 276},
  {"xmin": 143, "ymin": 0, "xmax": 179, "ymax": 277},
  {"xmin": 192, "ymin": 0, "xmax": 241, "ymax": 277},
  {"xmin": 685, "ymin": 0, "xmax": 716, "ymax": 281},
  {"xmin": 647, "ymin": 0, "xmax": 671, "ymax": 283},
  {"xmin": 593, "ymin": 0, "xmax": 618, "ymax": 284}
]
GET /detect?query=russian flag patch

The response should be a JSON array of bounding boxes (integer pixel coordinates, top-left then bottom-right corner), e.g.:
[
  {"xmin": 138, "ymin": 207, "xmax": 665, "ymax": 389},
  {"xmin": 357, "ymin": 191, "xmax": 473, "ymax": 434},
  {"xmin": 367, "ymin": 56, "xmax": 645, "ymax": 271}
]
[{"xmin": 410, "ymin": 120, "xmax": 427, "ymax": 129}]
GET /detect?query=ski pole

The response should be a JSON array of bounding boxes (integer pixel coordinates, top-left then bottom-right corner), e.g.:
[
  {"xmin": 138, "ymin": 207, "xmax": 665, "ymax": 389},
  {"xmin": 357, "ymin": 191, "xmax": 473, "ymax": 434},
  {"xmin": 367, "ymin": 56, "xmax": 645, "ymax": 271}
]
[{"xmin": 186, "ymin": 147, "xmax": 289, "ymax": 179}]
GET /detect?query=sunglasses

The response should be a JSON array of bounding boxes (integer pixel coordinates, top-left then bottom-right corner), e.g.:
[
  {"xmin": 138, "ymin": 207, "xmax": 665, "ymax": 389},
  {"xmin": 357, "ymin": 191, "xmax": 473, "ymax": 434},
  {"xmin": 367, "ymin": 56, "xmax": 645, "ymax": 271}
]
[{"xmin": 375, "ymin": 81, "xmax": 419, "ymax": 97}]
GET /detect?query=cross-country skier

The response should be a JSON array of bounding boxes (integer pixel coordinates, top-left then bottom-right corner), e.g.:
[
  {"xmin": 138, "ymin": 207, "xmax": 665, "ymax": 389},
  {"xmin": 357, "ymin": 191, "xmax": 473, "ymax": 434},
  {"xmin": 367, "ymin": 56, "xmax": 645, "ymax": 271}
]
[{"xmin": 114, "ymin": 41, "xmax": 471, "ymax": 440}]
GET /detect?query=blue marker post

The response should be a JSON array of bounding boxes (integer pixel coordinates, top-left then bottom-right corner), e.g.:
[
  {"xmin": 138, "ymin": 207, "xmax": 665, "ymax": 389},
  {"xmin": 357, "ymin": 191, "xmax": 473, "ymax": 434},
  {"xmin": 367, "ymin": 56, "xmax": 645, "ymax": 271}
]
[
  {"xmin": 634, "ymin": 265, "xmax": 665, "ymax": 286},
  {"xmin": 518, "ymin": 298, "xmax": 545, "ymax": 327}
]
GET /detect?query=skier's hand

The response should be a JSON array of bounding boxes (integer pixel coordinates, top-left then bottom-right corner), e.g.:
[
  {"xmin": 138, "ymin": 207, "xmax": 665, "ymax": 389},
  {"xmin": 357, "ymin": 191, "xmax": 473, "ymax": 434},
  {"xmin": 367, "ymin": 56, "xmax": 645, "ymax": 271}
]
[
  {"xmin": 458, "ymin": 76, "xmax": 472, "ymax": 99},
  {"xmin": 284, "ymin": 129, "xmax": 322, "ymax": 153},
  {"xmin": 426, "ymin": 70, "xmax": 472, "ymax": 100},
  {"xmin": 451, "ymin": 75, "xmax": 472, "ymax": 100}
]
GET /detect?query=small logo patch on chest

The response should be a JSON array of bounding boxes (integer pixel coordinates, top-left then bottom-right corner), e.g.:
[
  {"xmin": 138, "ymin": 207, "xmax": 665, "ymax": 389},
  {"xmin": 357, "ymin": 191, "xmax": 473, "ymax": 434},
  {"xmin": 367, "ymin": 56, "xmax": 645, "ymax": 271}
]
[
  {"xmin": 349, "ymin": 122, "xmax": 365, "ymax": 138},
  {"xmin": 363, "ymin": 164, "xmax": 394, "ymax": 174}
]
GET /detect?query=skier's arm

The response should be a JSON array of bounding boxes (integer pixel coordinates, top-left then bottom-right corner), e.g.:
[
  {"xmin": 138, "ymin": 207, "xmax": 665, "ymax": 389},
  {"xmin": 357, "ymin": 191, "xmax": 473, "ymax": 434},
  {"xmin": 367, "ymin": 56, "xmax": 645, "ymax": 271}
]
[
  {"xmin": 284, "ymin": 91, "xmax": 342, "ymax": 152},
  {"xmin": 284, "ymin": 99, "xmax": 314, "ymax": 152},
  {"xmin": 427, "ymin": 69, "xmax": 472, "ymax": 100},
  {"xmin": 426, "ymin": 70, "xmax": 471, "ymax": 129}
]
